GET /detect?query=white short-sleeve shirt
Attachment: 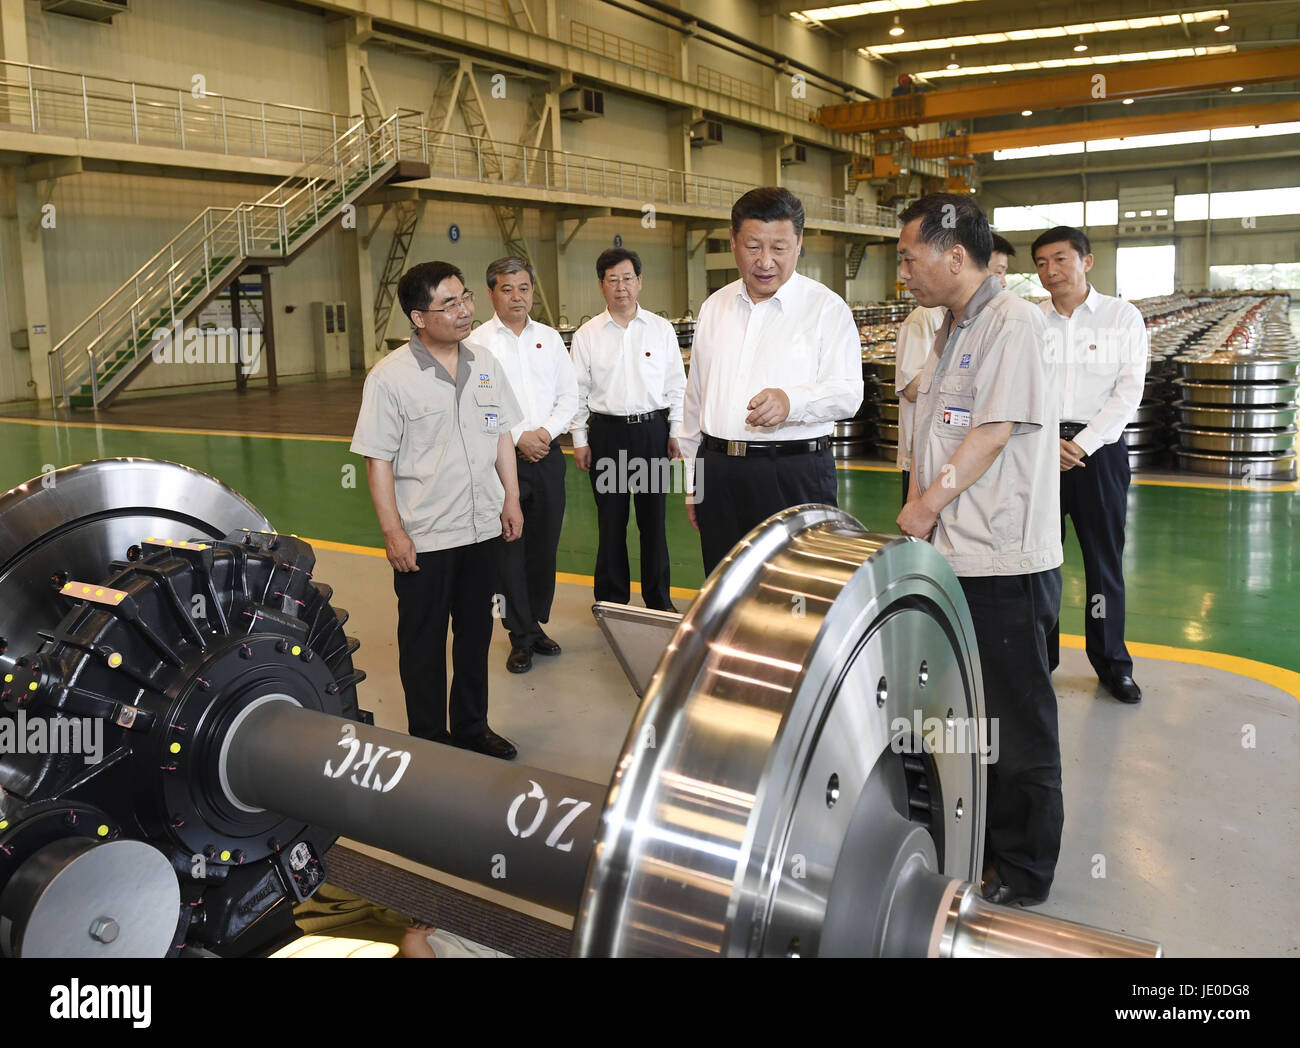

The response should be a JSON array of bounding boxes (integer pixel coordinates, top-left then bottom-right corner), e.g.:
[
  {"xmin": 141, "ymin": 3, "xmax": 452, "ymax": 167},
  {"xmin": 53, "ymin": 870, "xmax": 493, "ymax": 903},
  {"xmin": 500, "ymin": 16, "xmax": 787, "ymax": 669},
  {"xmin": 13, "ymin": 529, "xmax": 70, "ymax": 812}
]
[
  {"xmin": 894, "ymin": 305, "xmax": 945, "ymax": 473},
  {"xmin": 913, "ymin": 276, "xmax": 1062, "ymax": 577},
  {"xmin": 350, "ymin": 336, "xmax": 521, "ymax": 553}
]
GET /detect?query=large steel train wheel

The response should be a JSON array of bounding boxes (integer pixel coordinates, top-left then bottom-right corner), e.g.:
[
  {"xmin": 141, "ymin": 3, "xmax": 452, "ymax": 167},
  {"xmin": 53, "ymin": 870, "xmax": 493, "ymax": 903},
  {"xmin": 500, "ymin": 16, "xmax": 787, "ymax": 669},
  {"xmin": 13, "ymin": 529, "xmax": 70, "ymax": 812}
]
[{"xmin": 576, "ymin": 506, "xmax": 987, "ymax": 957}]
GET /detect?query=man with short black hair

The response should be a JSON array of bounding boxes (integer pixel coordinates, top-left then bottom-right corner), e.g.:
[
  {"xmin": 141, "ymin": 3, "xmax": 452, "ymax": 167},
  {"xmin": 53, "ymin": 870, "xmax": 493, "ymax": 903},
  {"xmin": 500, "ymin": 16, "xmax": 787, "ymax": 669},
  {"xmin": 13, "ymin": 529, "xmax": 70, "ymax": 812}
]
[
  {"xmin": 679, "ymin": 186, "xmax": 863, "ymax": 574},
  {"xmin": 895, "ymin": 193, "xmax": 1063, "ymax": 908},
  {"xmin": 571, "ymin": 247, "xmax": 686, "ymax": 611},
  {"xmin": 989, "ymin": 233, "xmax": 1016, "ymax": 289},
  {"xmin": 1032, "ymin": 226, "xmax": 1146, "ymax": 704},
  {"xmin": 467, "ymin": 256, "xmax": 577, "ymax": 676},
  {"xmin": 351, "ymin": 261, "xmax": 523, "ymax": 761}
]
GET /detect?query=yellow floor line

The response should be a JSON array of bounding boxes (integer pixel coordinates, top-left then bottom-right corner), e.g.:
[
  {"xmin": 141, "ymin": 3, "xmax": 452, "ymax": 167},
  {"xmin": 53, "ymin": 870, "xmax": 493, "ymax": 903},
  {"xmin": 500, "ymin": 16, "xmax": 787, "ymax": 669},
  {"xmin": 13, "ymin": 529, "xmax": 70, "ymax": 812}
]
[
  {"xmin": 4, "ymin": 417, "xmax": 1295, "ymax": 491},
  {"xmin": 302, "ymin": 537, "xmax": 389, "ymax": 557},
  {"xmin": 1058, "ymin": 633, "xmax": 1300, "ymax": 705},
  {"xmin": 1131, "ymin": 476, "xmax": 1300, "ymax": 493},
  {"xmin": 555, "ymin": 570, "xmax": 698, "ymax": 602},
  {"xmin": 306, "ymin": 537, "xmax": 1300, "ymax": 705},
  {"xmin": 0, "ymin": 416, "xmax": 351, "ymax": 443}
]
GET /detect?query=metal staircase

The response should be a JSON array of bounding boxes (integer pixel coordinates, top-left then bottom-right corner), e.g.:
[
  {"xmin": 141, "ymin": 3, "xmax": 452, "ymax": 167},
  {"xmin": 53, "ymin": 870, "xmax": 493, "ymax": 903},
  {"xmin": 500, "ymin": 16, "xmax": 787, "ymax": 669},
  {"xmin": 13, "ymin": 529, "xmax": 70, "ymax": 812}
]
[
  {"xmin": 846, "ymin": 239, "xmax": 870, "ymax": 280},
  {"xmin": 49, "ymin": 112, "xmax": 429, "ymax": 409},
  {"xmin": 372, "ymin": 199, "xmax": 425, "ymax": 348}
]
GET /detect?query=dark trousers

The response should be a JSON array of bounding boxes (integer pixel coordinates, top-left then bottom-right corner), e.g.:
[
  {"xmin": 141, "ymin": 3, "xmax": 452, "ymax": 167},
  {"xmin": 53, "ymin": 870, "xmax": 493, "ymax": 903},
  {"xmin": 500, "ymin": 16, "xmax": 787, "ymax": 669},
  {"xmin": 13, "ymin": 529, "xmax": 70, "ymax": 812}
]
[
  {"xmin": 1050, "ymin": 440, "xmax": 1132, "ymax": 682},
  {"xmin": 960, "ymin": 569, "xmax": 1064, "ymax": 899},
  {"xmin": 393, "ymin": 539, "xmax": 497, "ymax": 742},
  {"xmin": 900, "ymin": 469, "xmax": 910, "ymax": 509},
  {"xmin": 499, "ymin": 442, "xmax": 566, "ymax": 648},
  {"xmin": 696, "ymin": 447, "xmax": 838, "ymax": 576},
  {"xmin": 588, "ymin": 415, "xmax": 672, "ymax": 609}
]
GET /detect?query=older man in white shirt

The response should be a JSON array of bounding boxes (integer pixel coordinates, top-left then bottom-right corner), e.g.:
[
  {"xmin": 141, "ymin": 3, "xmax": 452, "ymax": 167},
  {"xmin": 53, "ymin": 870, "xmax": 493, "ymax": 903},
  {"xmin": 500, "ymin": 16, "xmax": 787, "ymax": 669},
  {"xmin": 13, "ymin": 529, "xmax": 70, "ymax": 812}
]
[
  {"xmin": 571, "ymin": 247, "xmax": 686, "ymax": 611},
  {"xmin": 679, "ymin": 187, "xmax": 863, "ymax": 575},
  {"xmin": 467, "ymin": 256, "xmax": 578, "ymax": 676},
  {"xmin": 1033, "ymin": 226, "xmax": 1146, "ymax": 705},
  {"xmin": 896, "ymin": 193, "xmax": 1062, "ymax": 909}
]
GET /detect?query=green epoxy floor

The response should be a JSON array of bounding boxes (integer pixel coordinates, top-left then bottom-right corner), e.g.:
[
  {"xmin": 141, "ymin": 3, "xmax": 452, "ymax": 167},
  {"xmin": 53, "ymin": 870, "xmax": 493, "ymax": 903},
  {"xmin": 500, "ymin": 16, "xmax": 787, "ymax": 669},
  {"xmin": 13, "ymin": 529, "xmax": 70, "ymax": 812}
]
[{"xmin": 2, "ymin": 418, "xmax": 1298, "ymax": 675}]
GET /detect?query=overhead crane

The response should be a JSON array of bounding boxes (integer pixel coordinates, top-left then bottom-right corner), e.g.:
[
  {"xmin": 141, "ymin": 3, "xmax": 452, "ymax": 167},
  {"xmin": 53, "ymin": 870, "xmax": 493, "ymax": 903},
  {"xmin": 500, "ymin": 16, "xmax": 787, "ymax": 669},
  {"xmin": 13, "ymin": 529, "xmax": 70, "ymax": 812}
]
[
  {"xmin": 829, "ymin": 45, "xmax": 1300, "ymax": 202},
  {"xmin": 909, "ymin": 99, "xmax": 1300, "ymax": 159},
  {"xmin": 816, "ymin": 45, "xmax": 1300, "ymax": 132}
]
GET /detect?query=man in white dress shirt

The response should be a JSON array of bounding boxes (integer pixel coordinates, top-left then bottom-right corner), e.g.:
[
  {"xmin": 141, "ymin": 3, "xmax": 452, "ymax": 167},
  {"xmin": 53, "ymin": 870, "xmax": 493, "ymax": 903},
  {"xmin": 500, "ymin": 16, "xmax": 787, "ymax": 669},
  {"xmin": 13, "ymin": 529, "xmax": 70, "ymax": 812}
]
[
  {"xmin": 571, "ymin": 248, "xmax": 686, "ymax": 611},
  {"xmin": 1033, "ymin": 226, "xmax": 1146, "ymax": 704},
  {"xmin": 467, "ymin": 256, "xmax": 578, "ymax": 676},
  {"xmin": 679, "ymin": 187, "xmax": 863, "ymax": 575},
  {"xmin": 894, "ymin": 304, "xmax": 945, "ymax": 506}
]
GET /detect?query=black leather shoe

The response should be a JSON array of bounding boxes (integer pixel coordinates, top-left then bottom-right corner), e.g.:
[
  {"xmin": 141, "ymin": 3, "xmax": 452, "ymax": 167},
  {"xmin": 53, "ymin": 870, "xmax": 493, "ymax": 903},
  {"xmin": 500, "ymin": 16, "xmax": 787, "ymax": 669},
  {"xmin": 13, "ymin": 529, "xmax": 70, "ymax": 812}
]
[
  {"xmin": 980, "ymin": 867, "xmax": 1047, "ymax": 908},
  {"xmin": 532, "ymin": 633, "xmax": 561, "ymax": 656},
  {"xmin": 1106, "ymin": 675, "xmax": 1142, "ymax": 704},
  {"xmin": 454, "ymin": 729, "xmax": 517, "ymax": 761},
  {"xmin": 506, "ymin": 646, "xmax": 532, "ymax": 674}
]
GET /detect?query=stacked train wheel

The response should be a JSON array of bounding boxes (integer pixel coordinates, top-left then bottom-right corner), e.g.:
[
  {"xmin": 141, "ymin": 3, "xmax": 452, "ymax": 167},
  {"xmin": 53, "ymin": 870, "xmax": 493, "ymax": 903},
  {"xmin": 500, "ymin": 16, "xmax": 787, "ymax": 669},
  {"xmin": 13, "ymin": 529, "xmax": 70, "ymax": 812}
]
[{"xmin": 1171, "ymin": 296, "xmax": 1299, "ymax": 482}]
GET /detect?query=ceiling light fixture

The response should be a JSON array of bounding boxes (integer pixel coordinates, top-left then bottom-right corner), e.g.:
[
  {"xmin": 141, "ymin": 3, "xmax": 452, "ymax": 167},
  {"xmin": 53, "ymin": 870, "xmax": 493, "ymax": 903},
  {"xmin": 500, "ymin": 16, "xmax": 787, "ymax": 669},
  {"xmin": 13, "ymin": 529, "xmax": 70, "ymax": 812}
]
[
  {"xmin": 1021, "ymin": 109, "xmax": 1033, "ymax": 116},
  {"xmin": 1073, "ymin": 36, "xmax": 1088, "ymax": 52},
  {"xmin": 1122, "ymin": 97, "xmax": 1135, "ymax": 104},
  {"xmin": 1230, "ymin": 85, "xmax": 1244, "ymax": 92},
  {"xmin": 1214, "ymin": 15, "xmax": 1230, "ymax": 32},
  {"xmin": 946, "ymin": 52, "xmax": 960, "ymax": 70},
  {"xmin": 890, "ymin": 15, "xmax": 904, "ymax": 37}
]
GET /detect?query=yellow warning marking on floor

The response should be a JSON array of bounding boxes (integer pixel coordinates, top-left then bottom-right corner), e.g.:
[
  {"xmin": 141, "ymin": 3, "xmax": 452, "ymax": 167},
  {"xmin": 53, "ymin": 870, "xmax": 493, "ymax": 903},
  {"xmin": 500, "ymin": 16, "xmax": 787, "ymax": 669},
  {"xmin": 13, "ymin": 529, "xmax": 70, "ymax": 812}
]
[
  {"xmin": 305, "ymin": 541, "xmax": 1300, "ymax": 703},
  {"xmin": 4, "ymin": 416, "xmax": 1295, "ymax": 490},
  {"xmin": 0, "ymin": 416, "xmax": 350, "ymax": 444},
  {"xmin": 1130, "ymin": 476, "xmax": 1300, "ymax": 493},
  {"xmin": 554, "ymin": 571, "xmax": 699, "ymax": 601},
  {"xmin": 1056, "ymin": 633, "xmax": 1300, "ymax": 705},
  {"xmin": 554, "ymin": 445, "xmax": 1299, "ymax": 491},
  {"xmin": 302, "ymin": 537, "xmax": 389, "ymax": 558}
]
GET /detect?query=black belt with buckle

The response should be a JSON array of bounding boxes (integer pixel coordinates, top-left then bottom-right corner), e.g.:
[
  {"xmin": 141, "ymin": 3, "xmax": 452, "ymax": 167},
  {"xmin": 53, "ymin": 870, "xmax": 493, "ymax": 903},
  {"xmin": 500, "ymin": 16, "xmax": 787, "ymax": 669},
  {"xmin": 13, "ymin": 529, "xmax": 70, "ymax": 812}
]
[
  {"xmin": 591, "ymin": 409, "xmax": 668, "ymax": 424},
  {"xmin": 702, "ymin": 434, "xmax": 829, "ymax": 457},
  {"xmin": 1060, "ymin": 421, "xmax": 1086, "ymax": 440}
]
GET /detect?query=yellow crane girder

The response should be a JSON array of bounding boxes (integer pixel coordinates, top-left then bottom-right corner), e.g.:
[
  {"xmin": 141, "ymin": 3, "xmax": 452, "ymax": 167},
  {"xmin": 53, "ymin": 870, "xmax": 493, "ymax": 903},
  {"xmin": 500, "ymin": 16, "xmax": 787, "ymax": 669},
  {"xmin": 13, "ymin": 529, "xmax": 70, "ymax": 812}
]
[
  {"xmin": 817, "ymin": 45, "xmax": 1300, "ymax": 132},
  {"xmin": 910, "ymin": 100, "xmax": 1300, "ymax": 158}
]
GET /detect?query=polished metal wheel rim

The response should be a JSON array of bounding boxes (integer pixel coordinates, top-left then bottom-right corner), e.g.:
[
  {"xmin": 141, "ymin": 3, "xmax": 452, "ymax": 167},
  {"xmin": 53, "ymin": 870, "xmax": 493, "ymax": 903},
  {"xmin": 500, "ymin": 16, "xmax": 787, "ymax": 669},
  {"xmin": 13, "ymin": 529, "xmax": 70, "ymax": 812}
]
[{"xmin": 574, "ymin": 506, "xmax": 984, "ymax": 957}]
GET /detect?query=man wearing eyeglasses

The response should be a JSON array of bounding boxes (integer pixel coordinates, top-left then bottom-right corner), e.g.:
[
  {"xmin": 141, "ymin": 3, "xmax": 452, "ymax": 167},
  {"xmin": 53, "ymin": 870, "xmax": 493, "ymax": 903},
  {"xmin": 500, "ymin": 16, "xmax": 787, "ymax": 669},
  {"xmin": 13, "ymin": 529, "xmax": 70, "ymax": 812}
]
[
  {"xmin": 570, "ymin": 247, "xmax": 686, "ymax": 613},
  {"xmin": 350, "ymin": 261, "xmax": 524, "ymax": 761},
  {"xmin": 467, "ymin": 256, "xmax": 578, "ymax": 676}
]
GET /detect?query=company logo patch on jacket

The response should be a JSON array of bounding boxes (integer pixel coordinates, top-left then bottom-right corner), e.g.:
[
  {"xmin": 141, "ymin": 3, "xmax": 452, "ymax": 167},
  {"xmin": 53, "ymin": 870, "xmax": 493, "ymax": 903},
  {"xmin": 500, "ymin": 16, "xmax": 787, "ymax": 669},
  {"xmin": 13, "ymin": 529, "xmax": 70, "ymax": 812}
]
[
  {"xmin": 959, "ymin": 353, "xmax": 972, "ymax": 369},
  {"xmin": 478, "ymin": 373, "xmax": 493, "ymax": 389}
]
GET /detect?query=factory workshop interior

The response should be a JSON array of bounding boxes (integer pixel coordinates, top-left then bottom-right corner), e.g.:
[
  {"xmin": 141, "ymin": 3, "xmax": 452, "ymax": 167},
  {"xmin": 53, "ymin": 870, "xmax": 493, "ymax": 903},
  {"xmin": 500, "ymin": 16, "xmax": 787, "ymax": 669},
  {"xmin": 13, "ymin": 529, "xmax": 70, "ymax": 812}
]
[{"xmin": 0, "ymin": 0, "xmax": 1296, "ymax": 986}]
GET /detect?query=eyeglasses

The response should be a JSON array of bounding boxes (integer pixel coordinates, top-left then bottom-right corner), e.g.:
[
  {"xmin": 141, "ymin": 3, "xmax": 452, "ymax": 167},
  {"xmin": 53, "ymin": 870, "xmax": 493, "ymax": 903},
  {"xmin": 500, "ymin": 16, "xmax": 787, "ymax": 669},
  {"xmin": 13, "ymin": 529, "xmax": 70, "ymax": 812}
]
[
  {"xmin": 603, "ymin": 275, "xmax": 638, "ymax": 286},
  {"xmin": 418, "ymin": 291, "xmax": 475, "ymax": 315}
]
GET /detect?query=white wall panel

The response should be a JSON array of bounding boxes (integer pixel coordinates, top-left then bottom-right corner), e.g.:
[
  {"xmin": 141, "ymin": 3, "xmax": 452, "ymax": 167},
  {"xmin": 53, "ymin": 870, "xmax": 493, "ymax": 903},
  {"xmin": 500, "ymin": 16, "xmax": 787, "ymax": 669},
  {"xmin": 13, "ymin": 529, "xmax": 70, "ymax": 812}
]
[
  {"xmin": 691, "ymin": 121, "xmax": 763, "ymax": 186},
  {"xmin": 561, "ymin": 89, "xmax": 671, "ymax": 164},
  {"xmin": 27, "ymin": 0, "xmax": 332, "ymax": 113},
  {"xmin": 782, "ymin": 147, "xmax": 834, "ymax": 201}
]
